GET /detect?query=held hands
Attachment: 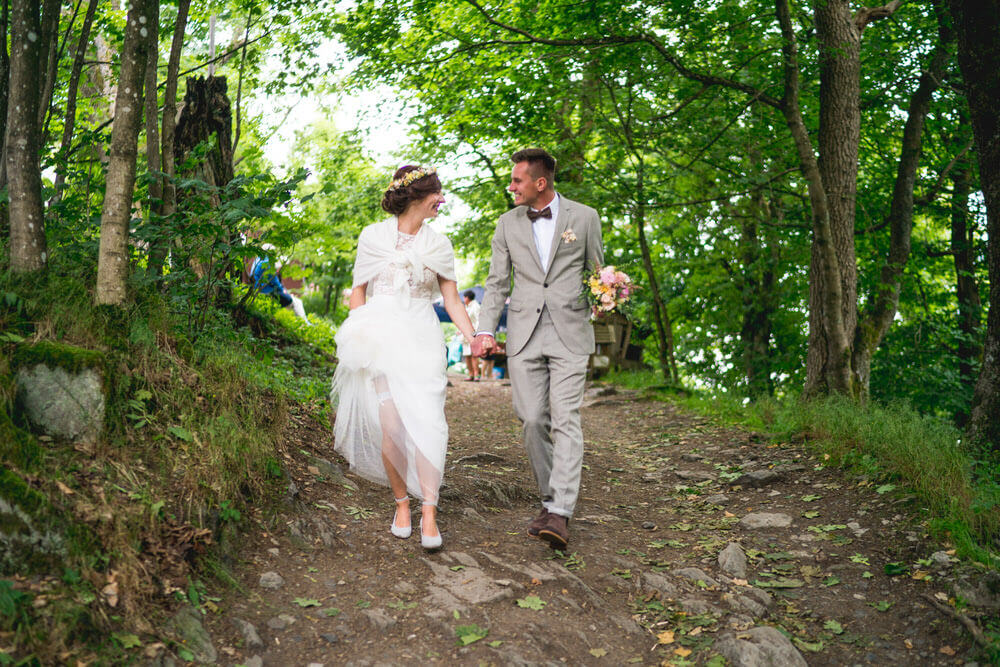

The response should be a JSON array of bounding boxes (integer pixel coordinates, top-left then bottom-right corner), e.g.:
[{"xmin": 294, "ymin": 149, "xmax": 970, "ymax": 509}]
[{"xmin": 471, "ymin": 334, "xmax": 495, "ymax": 358}]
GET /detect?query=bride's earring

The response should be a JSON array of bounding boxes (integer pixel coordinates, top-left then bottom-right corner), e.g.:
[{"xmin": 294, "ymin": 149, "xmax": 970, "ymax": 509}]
[{"xmin": 391, "ymin": 496, "xmax": 411, "ymax": 539}]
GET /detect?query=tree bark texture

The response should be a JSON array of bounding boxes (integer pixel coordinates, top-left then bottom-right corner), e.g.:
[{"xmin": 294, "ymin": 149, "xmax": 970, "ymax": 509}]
[
  {"xmin": 52, "ymin": 0, "xmax": 98, "ymax": 198},
  {"xmin": 95, "ymin": 0, "xmax": 151, "ymax": 305},
  {"xmin": 947, "ymin": 0, "xmax": 1000, "ymax": 451},
  {"xmin": 775, "ymin": 0, "xmax": 851, "ymax": 395},
  {"xmin": 1, "ymin": 0, "xmax": 10, "ymax": 239},
  {"xmin": 851, "ymin": 45, "xmax": 948, "ymax": 399},
  {"xmin": 147, "ymin": 0, "xmax": 189, "ymax": 277},
  {"xmin": 804, "ymin": 0, "xmax": 860, "ymax": 396},
  {"xmin": 740, "ymin": 195, "xmax": 780, "ymax": 397},
  {"xmin": 143, "ymin": 0, "xmax": 161, "ymax": 219},
  {"xmin": 35, "ymin": 0, "xmax": 59, "ymax": 132},
  {"xmin": 7, "ymin": 0, "xmax": 47, "ymax": 273},
  {"xmin": 949, "ymin": 158, "xmax": 981, "ymax": 424}
]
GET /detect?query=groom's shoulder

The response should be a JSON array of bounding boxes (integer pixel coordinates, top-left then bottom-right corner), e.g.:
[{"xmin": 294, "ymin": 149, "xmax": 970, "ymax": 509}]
[
  {"xmin": 498, "ymin": 206, "xmax": 525, "ymax": 224},
  {"xmin": 560, "ymin": 197, "xmax": 599, "ymax": 220}
]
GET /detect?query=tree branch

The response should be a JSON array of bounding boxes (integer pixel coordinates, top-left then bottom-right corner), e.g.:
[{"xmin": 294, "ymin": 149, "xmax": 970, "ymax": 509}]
[{"xmin": 854, "ymin": 0, "xmax": 905, "ymax": 33}]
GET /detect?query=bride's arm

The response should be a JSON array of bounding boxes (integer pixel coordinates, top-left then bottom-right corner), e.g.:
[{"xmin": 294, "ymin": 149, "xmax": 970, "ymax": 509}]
[
  {"xmin": 438, "ymin": 278, "xmax": 475, "ymax": 343},
  {"xmin": 349, "ymin": 284, "xmax": 367, "ymax": 310}
]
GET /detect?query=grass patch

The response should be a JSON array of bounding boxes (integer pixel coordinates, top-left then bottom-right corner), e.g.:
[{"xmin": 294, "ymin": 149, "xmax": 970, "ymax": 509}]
[{"xmin": 0, "ymin": 256, "xmax": 336, "ymax": 662}]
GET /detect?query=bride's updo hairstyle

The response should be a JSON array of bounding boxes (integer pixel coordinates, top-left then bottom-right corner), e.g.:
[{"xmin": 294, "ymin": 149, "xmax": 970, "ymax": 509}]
[{"xmin": 380, "ymin": 165, "xmax": 442, "ymax": 215}]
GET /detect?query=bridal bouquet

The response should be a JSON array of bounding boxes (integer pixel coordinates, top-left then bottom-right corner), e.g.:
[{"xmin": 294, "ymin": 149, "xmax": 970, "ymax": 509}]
[{"xmin": 584, "ymin": 265, "xmax": 636, "ymax": 318}]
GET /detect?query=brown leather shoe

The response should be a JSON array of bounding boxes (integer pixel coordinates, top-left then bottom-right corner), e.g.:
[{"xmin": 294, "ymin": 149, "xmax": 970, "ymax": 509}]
[
  {"xmin": 537, "ymin": 513, "xmax": 569, "ymax": 549},
  {"xmin": 527, "ymin": 508, "xmax": 549, "ymax": 537}
]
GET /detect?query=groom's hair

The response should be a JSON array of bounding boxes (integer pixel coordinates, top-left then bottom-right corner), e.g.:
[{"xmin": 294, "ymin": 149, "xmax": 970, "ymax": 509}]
[{"xmin": 511, "ymin": 148, "xmax": 555, "ymax": 187}]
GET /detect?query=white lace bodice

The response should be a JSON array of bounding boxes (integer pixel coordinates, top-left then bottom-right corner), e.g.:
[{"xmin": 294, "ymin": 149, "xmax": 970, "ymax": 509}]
[{"xmin": 370, "ymin": 231, "xmax": 439, "ymax": 300}]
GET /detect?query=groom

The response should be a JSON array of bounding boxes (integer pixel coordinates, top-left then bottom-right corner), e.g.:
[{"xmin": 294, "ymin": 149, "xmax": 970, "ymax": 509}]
[{"xmin": 473, "ymin": 148, "xmax": 603, "ymax": 549}]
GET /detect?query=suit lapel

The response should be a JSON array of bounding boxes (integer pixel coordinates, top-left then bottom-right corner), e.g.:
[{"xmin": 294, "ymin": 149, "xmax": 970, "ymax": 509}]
[{"xmin": 544, "ymin": 198, "xmax": 573, "ymax": 279}]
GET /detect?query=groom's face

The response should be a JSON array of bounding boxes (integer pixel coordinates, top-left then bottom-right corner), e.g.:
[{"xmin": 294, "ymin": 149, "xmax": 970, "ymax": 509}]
[{"xmin": 509, "ymin": 162, "xmax": 545, "ymax": 208}]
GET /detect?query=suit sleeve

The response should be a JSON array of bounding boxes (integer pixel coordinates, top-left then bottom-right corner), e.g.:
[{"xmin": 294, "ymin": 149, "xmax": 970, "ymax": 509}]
[
  {"xmin": 586, "ymin": 210, "xmax": 604, "ymax": 273},
  {"xmin": 478, "ymin": 218, "xmax": 512, "ymax": 335}
]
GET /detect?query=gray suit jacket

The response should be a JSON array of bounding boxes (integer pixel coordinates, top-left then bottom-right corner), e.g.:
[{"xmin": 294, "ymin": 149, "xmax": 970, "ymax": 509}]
[{"xmin": 479, "ymin": 196, "xmax": 604, "ymax": 356}]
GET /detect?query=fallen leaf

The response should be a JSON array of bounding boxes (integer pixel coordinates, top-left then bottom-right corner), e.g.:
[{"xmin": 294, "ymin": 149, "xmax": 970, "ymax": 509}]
[
  {"xmin": 689, "ymin": 626, "xmax": 703, "ymax": 636},
  {"xmin": 101, "ymin": 581, "xmax": 119, "ymax": 608},
  {"xmin": 55, "ymin": 481, "xmax": 75, "ymax": 495},
  {"xmin": 904, "ymin": 639, "xmax": 913, "ymax": 649},
  {"xmin": 939, "ymin": 646, "xmax": 955, "ymax": 656},
  {"xmin": 589, "ymin": 648, "xmax": 608, "ymax": 657},
  {"xmin": 674, "ymin": 647, "xmax": 692, "ymax": 657},
  {"xmin": 657, "ymin": 630, "xmax": 675, "ymax": 644}
]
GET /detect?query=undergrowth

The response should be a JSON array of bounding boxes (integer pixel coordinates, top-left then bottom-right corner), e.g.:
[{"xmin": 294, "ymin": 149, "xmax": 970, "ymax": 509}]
[{"xmin": 0, "ymin": 257, "xmax": 335, "ymax": 663}]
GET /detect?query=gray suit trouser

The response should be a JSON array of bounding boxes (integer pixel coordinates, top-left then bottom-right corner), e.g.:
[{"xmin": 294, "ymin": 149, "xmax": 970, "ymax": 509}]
[{"xmin": 507, "ymin": 307, "xmax": 589, "ymax": 518}]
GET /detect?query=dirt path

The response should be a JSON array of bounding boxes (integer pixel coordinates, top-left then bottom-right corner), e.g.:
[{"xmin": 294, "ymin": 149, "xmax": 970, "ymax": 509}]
[{"xmin": 200, "ymin": 378, "xmax": 985, "ymax": 666}]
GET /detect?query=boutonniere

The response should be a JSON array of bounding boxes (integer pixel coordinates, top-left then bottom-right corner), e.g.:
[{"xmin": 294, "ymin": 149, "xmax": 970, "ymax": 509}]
[{"xmin": 561, "ymin": 229, "xmax": 577, "ymax": 244}]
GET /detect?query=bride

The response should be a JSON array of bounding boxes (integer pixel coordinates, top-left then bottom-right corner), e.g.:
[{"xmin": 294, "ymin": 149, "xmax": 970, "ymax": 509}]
[{"xmin": 331, "ymin": 165, "xmax": 475, "ymax": 550}]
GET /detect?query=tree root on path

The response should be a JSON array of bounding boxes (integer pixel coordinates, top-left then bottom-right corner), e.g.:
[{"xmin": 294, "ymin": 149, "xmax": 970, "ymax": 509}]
[{"xmin": 921, "ymin": 593, "xmax": 988, "ymax": 648}]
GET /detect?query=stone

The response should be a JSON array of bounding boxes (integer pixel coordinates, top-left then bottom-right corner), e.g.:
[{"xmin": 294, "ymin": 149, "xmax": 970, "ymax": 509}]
[
  {"xmin": 674, "ymin": 469, "xmax": 714, "ymax": 482},
  {"xmin": 362, "ymin": 608, "xmax": 396, "ymax": 630},
  {"xmin": 742, "ymin": 586, "xmax": 774, "ymax": 609},
  {"xmin": 724, "ymin": 593, "xmax": 767, "ymax": 618},
  {"xmin": 673, "ymin": 567, "xmax": 719, "ymax": 588},
  {"xmin": 704, "ymin": 494, "xmax": 730, "ymax": 505},
  {"xmin": 166, "ymin": 606, "xmax": 216, "ymax": 664},
  {"xmin": 954, "ymin": 571, "xmax": 1000, "ymax": 611},
  {"xmin": 930, "ymin": 551, "xmax": 952, "ymax": 568},
  {"xmin": 230, "ymin": 618, "xmax": 263, "ymax": 649},
  {"xmin": 259, "ymin": 571, "xmax": 284, "ymax": 589},
  {"xmin": 462, "ymin": 507, "xmax": 488, "ymax": 525},
  {"xmin": 739, "ymin": 512, "xmax": 793, "ymax": 529},
  {"xmin": 733, "ymin": 470, "xmax": 783, "ymax": 488},
  {"xmin": 641, "ymin": 521, "xmax": 656, "ymax": 530},
  {"xmin": 681, "ymin": 453, "xmax": 706, "ymax": 462},
  {"xmin": 715, "ymin": 626, "xmax": 807, "ymax": 666},
  {"xmin": 267, "ymin": 548, "xmax": 280, "ymax": 557},
  {"xmin": 266, "ymin": 614, "xmax": 296, "ymax": 630},
  {"xmin": 392, "ymin": 581, "xmax": 418, "ymax": 595},
  {"xmin": 321, "ymin": 633, "xmax": 339, "ymax": 645},
  {"xmin": 718, "ymin": 542, "xmax": 748, "ymax": 578},
  {"xmin": 244, "ymin": 657, "xmax": 263, "ymax": 667},
  {"xmin": 846, "ymin": 521, "xmax": 869, "ymax": 537},
  {"xmin": 16, "ymin": 356, "xmax": 104, "ymax": 442},
  {"xmin": 680, "ymin": 598, "xmax": 718, "ymax": 615}
]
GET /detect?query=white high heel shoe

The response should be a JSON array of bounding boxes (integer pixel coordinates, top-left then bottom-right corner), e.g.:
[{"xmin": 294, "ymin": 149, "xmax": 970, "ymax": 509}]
[
  {"xmin": 420, "ymin": 503, "xmax": 442, "ymax": 551},
  {"xmin": 390, "ymin": 496, "xmax": 411, "ymax": 539}
]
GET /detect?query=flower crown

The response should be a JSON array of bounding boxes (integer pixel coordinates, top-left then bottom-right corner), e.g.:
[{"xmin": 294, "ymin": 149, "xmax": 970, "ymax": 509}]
[{"xmin": 387, "ymin": 166, "xmax": 437, "ymax": 192}]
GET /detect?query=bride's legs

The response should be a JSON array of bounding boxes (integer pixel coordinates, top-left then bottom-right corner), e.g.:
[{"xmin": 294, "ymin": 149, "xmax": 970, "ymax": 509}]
[
  {"xmin": 376, "ymin": 376, "xmax": 409, "ymax": 529},
  {"xmin": 414, "ymin": 449, "xmax": 441, "ymax": 539}
]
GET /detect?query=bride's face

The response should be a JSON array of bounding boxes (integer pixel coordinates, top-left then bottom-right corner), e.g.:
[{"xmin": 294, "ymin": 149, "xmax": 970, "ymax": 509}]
[{"xmin": 411, "ymin": 191, "xmax": 445, "ymax": 219}]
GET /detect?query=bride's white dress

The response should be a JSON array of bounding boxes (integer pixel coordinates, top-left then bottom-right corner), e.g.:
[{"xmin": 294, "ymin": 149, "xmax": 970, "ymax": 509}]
[{"xmin": 331, "ymin": 226, "xmax": 450, "ymax": 503}]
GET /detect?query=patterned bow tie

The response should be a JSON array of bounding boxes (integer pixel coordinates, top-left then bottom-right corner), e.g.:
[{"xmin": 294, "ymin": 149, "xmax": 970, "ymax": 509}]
[{"xmin": 526, "ymin": 206, "xmax": 552, "ymax": 222}]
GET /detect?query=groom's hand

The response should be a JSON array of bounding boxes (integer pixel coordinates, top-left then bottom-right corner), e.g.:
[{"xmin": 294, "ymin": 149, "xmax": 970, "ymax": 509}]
[{"xmin": 473, "ymin": 335, "xmax": 495, "ymax": 358}]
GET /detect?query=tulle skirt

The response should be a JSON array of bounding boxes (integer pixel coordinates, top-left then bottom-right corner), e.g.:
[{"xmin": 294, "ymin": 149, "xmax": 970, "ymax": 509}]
[{"xmin": 330, "ymin": 294, "xmax": 448, "ymax": 502}]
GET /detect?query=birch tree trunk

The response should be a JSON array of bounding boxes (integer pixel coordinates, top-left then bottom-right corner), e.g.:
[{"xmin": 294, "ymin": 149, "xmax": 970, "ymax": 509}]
[
  {"xmin": 95, "ymin": 0, "xmax": 152, "ymax": 304},
  {"xmin": 6, "ymin": 0, "xmax": 47, "ymax": 273}
]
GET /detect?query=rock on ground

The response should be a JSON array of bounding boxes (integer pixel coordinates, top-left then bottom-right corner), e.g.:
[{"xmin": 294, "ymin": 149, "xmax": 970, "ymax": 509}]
[
  {"xmin": 715, "ymin": 626, "xmax": 807, "ymax": 667},
  {"xmin": 739, "ymin": 512, "xmax": 793, "ymax": 529},
  {"xmin": 16, "ymin": 364, "xmax": 104, "ymax": 442},
  {"xmin": 718, "ymin": 542, "xmax": 747, "ymax": 578}
]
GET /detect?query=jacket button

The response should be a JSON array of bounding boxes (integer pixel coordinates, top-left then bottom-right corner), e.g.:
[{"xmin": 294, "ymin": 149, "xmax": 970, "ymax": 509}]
[
  {"xmin": 536, "ymin": 308, "xmax": 541, "ymax": 313},
  {"xmin": 543, "ymin": 283, "xmax": 548, "ymax": 288}
]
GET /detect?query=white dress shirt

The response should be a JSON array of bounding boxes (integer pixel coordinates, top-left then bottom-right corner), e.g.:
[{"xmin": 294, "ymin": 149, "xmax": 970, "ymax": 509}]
[{"xmin": 530, "ymin": 193, "xmax": 560, "ymax": 271}]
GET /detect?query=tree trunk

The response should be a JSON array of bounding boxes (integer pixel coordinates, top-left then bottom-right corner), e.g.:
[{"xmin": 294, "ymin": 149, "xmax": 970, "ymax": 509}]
[
  {"xmin": 851, "ymin": 45, "xmax": 948, "ymax": 399},
  {"xmin": 0, "ymin": 0, "xmax": 10, "ymax": 240},
  {"xmin": 95, "ymin": 0, "xmax": 151, "ymax": 305},
  {"xmin": 776, "ymin": 0, "xmax": 851, "ymax": 396},
  {"xmin": 143, "ymin": 0, "xmax": 161, "ymax": 240},
  {"xmin": 52, "ymin": 0, "xmax": 99, "ymax": 199},
  {"xmin": 148, "ymin": 0, "xmax": 190, "ymax": 277},
  {"xmin": 803, "ymin": 0, "xmax": 860, "ymax": 396},
  {"xmin": 633, "ymin": 166, "xmax": 678, "ymax": 383},
  {"xmin": 949, "ymin": 157, "xmax": 981, "ymax": 424},
  {"xmin": 6, "ymin": 0, "xmax": 47, "ymax": 273},
  {"xmin": 739, "ymin": 196, "xmax": 780, "ymax": 397},
  {"xmin": 948, "ymin": 0, "xmax": 1000, "ymax": 452},
  {"xmin": 35, "ymin": 0, "xmax": 60, "ymax": 132}
]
